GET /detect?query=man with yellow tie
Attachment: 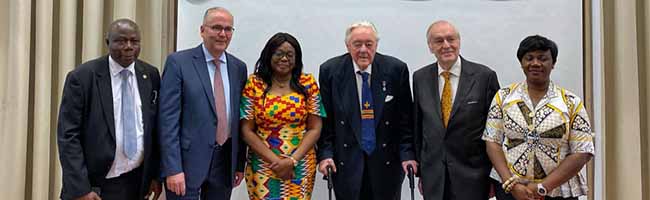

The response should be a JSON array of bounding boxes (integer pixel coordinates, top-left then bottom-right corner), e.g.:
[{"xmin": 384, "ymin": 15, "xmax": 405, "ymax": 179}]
[{"xmin": 412, "ymin": 20, "xmax": 500, "ymax": 200}]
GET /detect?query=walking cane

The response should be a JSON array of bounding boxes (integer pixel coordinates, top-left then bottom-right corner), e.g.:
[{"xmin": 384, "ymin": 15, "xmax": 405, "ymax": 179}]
[
  {"xmin": 327, "ymin": 166, "xmax": 334, "ymax": 200},
  {"xmin": 408, "ymin": 165, "xmax": 415, "ymax": 200}
]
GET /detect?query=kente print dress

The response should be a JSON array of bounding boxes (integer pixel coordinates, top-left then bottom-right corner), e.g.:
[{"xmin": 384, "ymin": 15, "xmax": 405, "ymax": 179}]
[
  {"xmin": 482, "ymin": 82, "xmax": 594, "ymax": 198},
  {"xmin": 240, "ymin": 73, "xmax": 326, "ymax": 200}
]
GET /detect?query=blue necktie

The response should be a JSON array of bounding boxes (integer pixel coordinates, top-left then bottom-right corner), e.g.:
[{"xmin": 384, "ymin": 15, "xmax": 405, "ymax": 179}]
[
  {"xmin": 358, "ymin": 71, "xmax": 376, "ymax": 154},
  {"xmin": 120, "ymin": 70, "xmax": 137, "ymax": 159}
]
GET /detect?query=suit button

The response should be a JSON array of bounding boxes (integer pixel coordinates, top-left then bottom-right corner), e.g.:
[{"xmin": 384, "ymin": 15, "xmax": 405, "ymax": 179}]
[
  {"xmin": 385, "ymin": 121, "xmax": 390, "ymax": 125},
  {"xmin": 343, "ymin": 143, "xmax": 348, "ymax": 148},
  {"xmin": 385, "ymin": 161, "xmax": 391, "ymax": 165},
  {"xmin": 340, "ymin": 121, "xmax": 345, "ymax": 125},
  {"xmin": 382, "ymin": 143, "xmax": 387, "ymax": 148},
  {"xmin": 340, "ymin": 162, "xmax": 345, "ymax": 166}
]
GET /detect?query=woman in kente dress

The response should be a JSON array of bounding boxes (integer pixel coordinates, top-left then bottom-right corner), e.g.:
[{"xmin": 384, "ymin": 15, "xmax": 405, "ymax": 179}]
[{"xmin": 240, "ymin": 32, "xmax": 326, "ymax": 200}]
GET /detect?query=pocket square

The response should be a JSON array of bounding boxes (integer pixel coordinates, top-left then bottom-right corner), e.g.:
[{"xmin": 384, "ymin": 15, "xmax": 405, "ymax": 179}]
[
  {"xmin": 385, "ymin": 95, "xmax": 394, "ymax": 102},
  {"xmin": 467, "ymin": 100, "xmax": 478, "ymax": 105}
]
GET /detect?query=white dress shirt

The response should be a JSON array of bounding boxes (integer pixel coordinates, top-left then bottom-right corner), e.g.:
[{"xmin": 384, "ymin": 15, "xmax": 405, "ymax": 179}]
[
  {"xmin": 353, "ymin": 62, "xmax": 373, "ymax": 109},
  {"xmin": 106, "ymin": 56, "xmax": 144, "ymax": 178},
  {"xmin": 437, "ymin": 58, "xmax": 462, "ymax": 105},
  {"xmin": 202, "ymin": 44, "xmax": 232, "ymax": 139}
]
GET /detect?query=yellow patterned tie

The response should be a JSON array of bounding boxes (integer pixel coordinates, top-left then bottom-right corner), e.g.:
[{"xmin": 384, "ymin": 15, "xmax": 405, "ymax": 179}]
[{"xmin": 441, "ymin": 71, "xmax": 452, "ymax": 127}]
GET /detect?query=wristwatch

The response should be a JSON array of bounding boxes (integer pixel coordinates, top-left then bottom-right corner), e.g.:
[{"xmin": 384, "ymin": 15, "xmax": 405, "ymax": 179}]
[{"xmin": 537, "ymin": 183, "xmax": 548, "ymax": 196}]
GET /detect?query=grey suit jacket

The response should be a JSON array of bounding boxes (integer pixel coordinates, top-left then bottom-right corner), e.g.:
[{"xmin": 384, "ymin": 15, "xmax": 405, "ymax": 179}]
[{"xmin": 413, "ymin": 56, "xmax": 499, "ymax": 200}]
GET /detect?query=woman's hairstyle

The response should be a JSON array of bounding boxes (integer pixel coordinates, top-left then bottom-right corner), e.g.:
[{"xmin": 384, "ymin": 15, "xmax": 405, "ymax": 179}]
[
  {"xmin": 254, "ymin": 32, "xmax": 307, "ymax": 98},
  {"xmin": 516, "ymin": 35, "xmax": 558, "ymax": 64}
]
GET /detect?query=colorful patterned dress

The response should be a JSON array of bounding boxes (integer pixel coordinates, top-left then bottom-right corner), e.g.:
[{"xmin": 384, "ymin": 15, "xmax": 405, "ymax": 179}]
[{"xmin": 240, "ymin": 73, "xmax": 326, "ymax": 200}]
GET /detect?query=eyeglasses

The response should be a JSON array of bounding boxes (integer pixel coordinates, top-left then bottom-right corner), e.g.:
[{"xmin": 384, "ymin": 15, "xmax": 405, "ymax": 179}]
[
  {"xmin": 205, "ymin": 24, "xmax": 235, "ymax": 34},
  {"xmin": 272, "ymin": 51, "xmax": 295, "ymax": 59}
]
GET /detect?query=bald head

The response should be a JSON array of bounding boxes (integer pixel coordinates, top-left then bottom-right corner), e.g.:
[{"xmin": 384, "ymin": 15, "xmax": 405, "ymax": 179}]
[
  {"xmin": 426, "ymin": 20, "xmax": 461, "ymax": 69},
  {"xmin": 105, "ymin": 18, "xmax": 141, "ymax": 67},
  {"xmin": 426, "ymin": 20, "xmax": 460, "ymax": 43},
  {"xmin": 106, "ymin": 18, "xmax": 140, "ymax": 42},
  {"xmin": 203, "ymin": 7, "xmax": 233, "ymax": 24}
]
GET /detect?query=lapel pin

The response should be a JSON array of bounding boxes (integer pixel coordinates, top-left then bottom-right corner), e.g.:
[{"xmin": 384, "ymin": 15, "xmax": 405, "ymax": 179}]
[
  {"xmin": 143, "ymin": 74, "xmax": 148, "ymax": 79},
  {"xmin": 382, "ymin": 81, "xmax": 387, "ymax": 92}
]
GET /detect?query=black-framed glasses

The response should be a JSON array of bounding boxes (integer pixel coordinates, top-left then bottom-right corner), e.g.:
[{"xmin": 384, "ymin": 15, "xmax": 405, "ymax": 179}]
[
  {"xmin": 205, "ymin": 24, "xmax": 235, "ymax": 34},
  {"xmin": 272, "ymin": 51, "xmax": 295, "ymax": 59}
]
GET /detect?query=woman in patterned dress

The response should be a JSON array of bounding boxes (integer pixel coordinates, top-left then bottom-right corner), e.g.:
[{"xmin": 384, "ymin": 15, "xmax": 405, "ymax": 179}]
[
  {"xmin": 483, "ymin": 35, "xmax": 594, "ymax": 200},
  {"xmin": 240, "ymin": 32, "xmax": 326, "ymax": 200}
]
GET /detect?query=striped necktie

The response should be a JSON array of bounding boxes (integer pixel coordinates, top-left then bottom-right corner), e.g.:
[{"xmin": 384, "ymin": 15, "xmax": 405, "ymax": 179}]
[{"xmin": 358, "ymin": 71, "xmax": 376, "ymax": 154}]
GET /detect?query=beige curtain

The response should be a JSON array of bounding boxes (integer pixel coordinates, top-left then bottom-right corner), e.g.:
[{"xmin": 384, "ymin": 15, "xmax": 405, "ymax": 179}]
[
  {"xmin": 600, "ymin": 0, "xmax": 650, "ymax": 199},
  {"xmin": 3, "ymin": 0, "xmax": 650, "ymax": 199},
  {"xmin": 0, "ymin": 0, "xmax": 175, "ymax": 199}
]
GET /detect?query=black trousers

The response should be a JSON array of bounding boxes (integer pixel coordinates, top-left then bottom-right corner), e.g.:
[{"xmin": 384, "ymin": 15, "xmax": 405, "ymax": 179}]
[
  {"xmin": 491, "ymin": 179, "xmax": 579, "ymax": 200},
  {"xmin": 357, "ymin": 153, "xmax": 400, "ymax": 200},
  {"xmin": 166, "ymin": 139, "xmax": 232, "ymax": 200},
  {"xmin": 97, "ymin": 166, "xmax": 143, "ymax": 200}
]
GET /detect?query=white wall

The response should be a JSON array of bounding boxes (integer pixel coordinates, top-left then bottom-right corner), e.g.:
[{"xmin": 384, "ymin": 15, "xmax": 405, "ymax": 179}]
[{"xmin": 177, "ymin": 0, "xmax": 584, "ymax": 199}]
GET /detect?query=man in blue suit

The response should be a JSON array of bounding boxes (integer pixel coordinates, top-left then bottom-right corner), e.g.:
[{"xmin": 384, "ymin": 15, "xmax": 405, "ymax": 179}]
[{"xmin": 159, "ymin": 7, "xmax": 247, "ymax": 199}]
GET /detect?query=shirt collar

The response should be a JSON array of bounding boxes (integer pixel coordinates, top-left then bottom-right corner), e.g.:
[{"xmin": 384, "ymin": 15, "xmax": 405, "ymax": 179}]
[
  {"xmin": 437, "ymin": 57, "xmax": 461, "ymax": 77},
  {"xmin": 202, "ymin": 43, "xmax": 227, "ymax": 65},
  {"xmin": 109, "ymin": 55, "xmax": 136, "ymax": 77},
  {"xmin": 353, "ymin": 62, "xmax": 372, "ymax": 75}
]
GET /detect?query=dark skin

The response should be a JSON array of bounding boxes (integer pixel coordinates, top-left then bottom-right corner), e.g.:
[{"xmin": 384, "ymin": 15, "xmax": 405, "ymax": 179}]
[
  {"xmin": 241, "ymin": 42, "xmax": 323, "ymax": 180},
  {"xmin": 76, "ymin": 19, "xmax": 161, "ymax": 200},
  {"xmin": 486, "ymin": 50, "xmax": 593, "ymax": 200}
]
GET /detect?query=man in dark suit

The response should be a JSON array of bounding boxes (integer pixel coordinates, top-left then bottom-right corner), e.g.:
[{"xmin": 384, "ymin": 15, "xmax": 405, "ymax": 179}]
[
  {"xmin": 158, "ymin": 7, "xmax": 247, "ymax": 200},
  {"xmin": 57, "ymin": 19, "xmax": 162, "ymax": 200},
  {"xmin": 412, "ymin": 20, "xmax": 500, "ymax": 200},
  {"xmin": 317, "ymin": 21, "xmax": 416, "ymax": 200}
]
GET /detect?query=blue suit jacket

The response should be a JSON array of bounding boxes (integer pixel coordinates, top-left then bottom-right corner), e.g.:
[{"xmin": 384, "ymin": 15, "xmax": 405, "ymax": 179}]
[{"xmin": 158, "ymin": 45, "xmax": 247, "ymax": 188}]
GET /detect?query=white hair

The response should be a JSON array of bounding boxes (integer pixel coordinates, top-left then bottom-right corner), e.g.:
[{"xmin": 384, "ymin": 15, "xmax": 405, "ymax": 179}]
[{"xmin": 344, "ymin": 21, "xmax": 379, "ymax": 43}]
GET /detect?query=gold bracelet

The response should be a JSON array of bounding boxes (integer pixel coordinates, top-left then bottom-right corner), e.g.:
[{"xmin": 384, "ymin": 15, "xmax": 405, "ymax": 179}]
[
  {"xmin": 288, "ymin": 156, "xmax": 298, "ymax": 166},
  {"xmin": 503, "ymin": 176, "xmax": 520, "ymax": 193},
  {"xmin": 281, "ymin": 154, "xmax": 298, "ymax": 166}
]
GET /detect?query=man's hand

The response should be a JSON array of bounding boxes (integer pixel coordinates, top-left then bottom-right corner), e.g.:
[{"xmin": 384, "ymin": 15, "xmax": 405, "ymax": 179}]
[
  {"xmin": 270, "ymin": 158, "xmax": 294, "ymax": 180},
  {"xmin": 401, "ymin": 160, "xmax": 418, "ymax": 175},
  {"xmin": 75, "ymin": 191, "xmax": 101, "ymax": 200},
  {"xmin": 318, "ymin": 158, "xmax": 337, "ymax": 176},
  {"xmin": 166, "ymin": 172, "xmax": 186, "ymax": 196},
  {"xmin": 233, "ymin": 172, "xmax": 245, "ymax": 187},
  {"xmin": 144, "ymin": 180, "xmax": 162, "ymax": 200}
]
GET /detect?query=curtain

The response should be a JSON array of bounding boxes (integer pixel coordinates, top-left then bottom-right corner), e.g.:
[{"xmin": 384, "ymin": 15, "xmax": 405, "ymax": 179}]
[{"xmin": 0, "ymin": 0, "xmax": 175, "ymax": 199}]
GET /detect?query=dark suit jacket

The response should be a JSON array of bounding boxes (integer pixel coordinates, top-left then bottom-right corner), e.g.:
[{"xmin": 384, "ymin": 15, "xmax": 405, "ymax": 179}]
[
  {"xmin": 317, "ymin": 53, "xmax": 414, "ymax": 200},
  {"xmin": 57, "ymin": 56, "xmax": 161, "ymax": 200},
  {"xmin": 158, "ymin": 45, "xmax": 247, "ymax": 189},
  {"xmin": 413, "ymin": 57, "xmax": 500, "ymax": 200}
]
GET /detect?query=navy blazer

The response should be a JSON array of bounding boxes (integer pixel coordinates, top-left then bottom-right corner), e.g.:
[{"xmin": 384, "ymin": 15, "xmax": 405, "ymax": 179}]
[
  {"xmin": 158, "ymin": 45, "xmax": 247, "ymax": 189},
  {"xmin": 57, "ymin": 56, "xmax": 161, "ymax": 200},
  {"xmin": 317, "ymin": 53, "xmax": 414, "ymax": 200}
]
